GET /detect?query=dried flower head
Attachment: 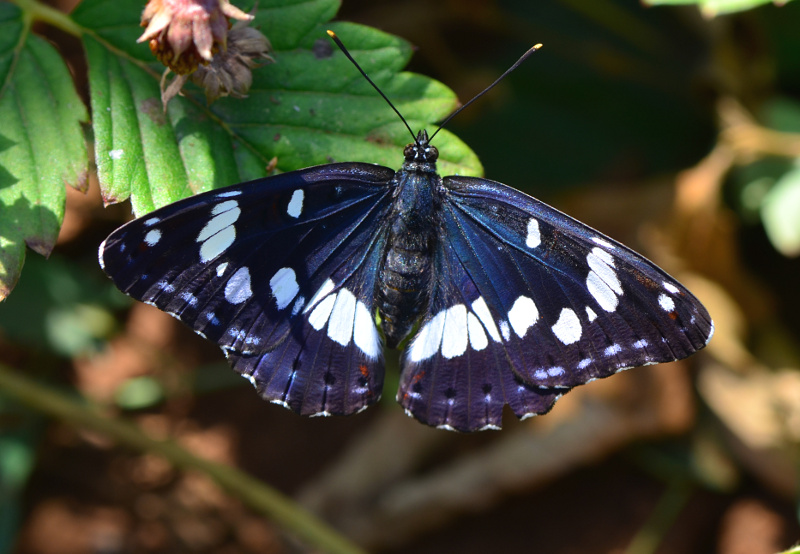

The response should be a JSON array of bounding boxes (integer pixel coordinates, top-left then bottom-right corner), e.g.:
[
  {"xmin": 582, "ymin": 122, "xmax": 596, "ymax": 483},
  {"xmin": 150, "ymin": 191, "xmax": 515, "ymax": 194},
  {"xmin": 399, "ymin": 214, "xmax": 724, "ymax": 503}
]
[
  {"xmin": 189, "ymin": 22, "xmax": 273, "ymax": 102},
  {"xmin": 139, "ymin": 0, "xmax": 253, "ymax": 75},
  {"xmin": 139, "ymin": 0, "xmax": 273, "ymax": 107}
]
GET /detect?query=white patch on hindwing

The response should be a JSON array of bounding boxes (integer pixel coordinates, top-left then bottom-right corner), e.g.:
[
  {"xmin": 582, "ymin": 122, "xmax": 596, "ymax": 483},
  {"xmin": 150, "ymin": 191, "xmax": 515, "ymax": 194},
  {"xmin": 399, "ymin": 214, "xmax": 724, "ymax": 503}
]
[
  {"xmin": 507, "ymin": 295, "xmax": 538, "ymax": 338},
  {"xmin": 408, "ymin": 296, "xmax": 514, "ymax": 362},
  {"xmin": 304, "ymin": 281, "xmax": 380, "ymax": 359},
  {"xmin": 551, "ymin": 308, "xmax": 582, "ymax": 345},
  {"xmin": 269, "ymin": 267, "xmax": 300, "ymax": 310}
]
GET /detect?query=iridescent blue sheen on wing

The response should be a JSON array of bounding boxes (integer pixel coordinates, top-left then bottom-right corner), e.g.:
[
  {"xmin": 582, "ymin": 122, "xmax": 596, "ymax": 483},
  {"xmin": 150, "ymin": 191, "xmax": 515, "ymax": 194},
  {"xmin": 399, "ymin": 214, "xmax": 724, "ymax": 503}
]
[{"xmin": 100, "ymin": 137, "xmax": 712, "ymax": 431}]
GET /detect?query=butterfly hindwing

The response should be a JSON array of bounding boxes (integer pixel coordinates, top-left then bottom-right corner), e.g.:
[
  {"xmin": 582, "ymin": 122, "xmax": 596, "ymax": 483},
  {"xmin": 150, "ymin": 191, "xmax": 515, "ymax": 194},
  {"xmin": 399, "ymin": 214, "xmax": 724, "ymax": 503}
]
[
  {"xmin": 398, "ymin": 176, "xmax": 713, "ymax": 431},
  {"xmin": 226, "ymin": 236, "xmax": 387, "ymax": 416},
  {"xmin": 397, "ymin": 241, "xmax": 563, "ymax": 431}
]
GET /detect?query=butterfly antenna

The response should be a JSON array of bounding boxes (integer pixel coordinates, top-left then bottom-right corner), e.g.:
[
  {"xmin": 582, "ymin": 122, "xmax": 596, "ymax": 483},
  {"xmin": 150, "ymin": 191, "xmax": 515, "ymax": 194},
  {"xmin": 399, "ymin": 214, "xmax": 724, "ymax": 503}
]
[
  {"xmin": 327, "ymin": 30, "xmax": 418, "ymax": 143},
  {"xmin": 428, "ymin": 43, "xmax": 542, "ymax": 142}
]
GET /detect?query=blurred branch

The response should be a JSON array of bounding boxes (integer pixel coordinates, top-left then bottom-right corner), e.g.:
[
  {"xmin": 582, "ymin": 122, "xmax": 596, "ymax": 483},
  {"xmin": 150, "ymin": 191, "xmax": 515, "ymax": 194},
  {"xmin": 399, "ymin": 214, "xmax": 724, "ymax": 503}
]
[
  {"xmin": 0, "ymin": 363, "xmax": 365, "ymax": 554},
  {"xmin": 624, "ymin": 479, "xmax": 693, "ymax": 554},
  {"xmin": 719, "ymin": 97, "xmax": 800, "ymax": 160}
]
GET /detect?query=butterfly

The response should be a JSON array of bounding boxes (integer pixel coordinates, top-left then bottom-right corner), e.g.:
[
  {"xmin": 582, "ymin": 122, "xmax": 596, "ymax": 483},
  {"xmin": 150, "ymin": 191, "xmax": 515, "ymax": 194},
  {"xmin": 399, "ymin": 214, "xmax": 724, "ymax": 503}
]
[{"xmin": 99, "ymin": 32, "xmax": 713, "ymax": 432}]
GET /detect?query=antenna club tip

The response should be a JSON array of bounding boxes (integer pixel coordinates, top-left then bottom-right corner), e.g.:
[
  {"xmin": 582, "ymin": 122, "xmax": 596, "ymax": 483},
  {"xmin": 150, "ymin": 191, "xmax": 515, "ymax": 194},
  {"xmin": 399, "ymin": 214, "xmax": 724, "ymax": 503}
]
[
  {"xmin": 533, "ymin": 43, "xmax": 543, "ymax": 50},
  {"xmin": 326, "ymin": 30, "xmax": 337, "ymax": 38}
]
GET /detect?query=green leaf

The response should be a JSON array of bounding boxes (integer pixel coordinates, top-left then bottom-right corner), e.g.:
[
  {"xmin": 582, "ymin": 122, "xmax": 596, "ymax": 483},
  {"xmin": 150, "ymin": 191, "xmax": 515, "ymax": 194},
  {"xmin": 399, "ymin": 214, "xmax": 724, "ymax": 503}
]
[
  {"xmin": 761, "ymin": 164, "xmax": 800, "ymax": 257},
  {"xmin": 644, "ymin": 0, "xmax": 796, "ymax": 16},
  {"xmin": 74, "ymin": 0, "xmax": 481, "ymax": 217},
  {"xmin": 0, "ymin": 3, "xmax": 89, "ymax": 300},
  {"xmin": 0, "ymin": 254, "xmax": 125, "ymax": 356}
]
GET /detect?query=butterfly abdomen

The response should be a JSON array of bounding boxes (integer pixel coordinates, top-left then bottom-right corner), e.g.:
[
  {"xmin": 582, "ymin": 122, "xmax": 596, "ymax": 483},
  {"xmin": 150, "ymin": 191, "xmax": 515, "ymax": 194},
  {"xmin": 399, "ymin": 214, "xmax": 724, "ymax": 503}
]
[{"xmin": 378, "ymin": 164, "xmax": 442, "ymax": 348}]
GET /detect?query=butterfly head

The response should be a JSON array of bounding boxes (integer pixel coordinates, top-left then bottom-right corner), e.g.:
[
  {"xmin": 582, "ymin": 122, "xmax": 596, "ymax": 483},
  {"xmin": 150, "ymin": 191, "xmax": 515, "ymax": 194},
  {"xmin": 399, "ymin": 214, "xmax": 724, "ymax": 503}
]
[{"xmin": 402, "ymin": 130, "xmax": 439, "ymax": 172}]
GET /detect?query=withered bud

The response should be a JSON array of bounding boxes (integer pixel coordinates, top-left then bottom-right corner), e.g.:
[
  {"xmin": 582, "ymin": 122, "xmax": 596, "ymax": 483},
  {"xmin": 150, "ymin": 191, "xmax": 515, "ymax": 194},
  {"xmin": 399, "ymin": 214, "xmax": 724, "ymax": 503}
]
[
  {"xmin": 139, "ymin": 0, "xmax": 253, "ymax": 75},
  {"xmin": 189, "ymin": 22, "xmax": 274, "ymax": 102}
]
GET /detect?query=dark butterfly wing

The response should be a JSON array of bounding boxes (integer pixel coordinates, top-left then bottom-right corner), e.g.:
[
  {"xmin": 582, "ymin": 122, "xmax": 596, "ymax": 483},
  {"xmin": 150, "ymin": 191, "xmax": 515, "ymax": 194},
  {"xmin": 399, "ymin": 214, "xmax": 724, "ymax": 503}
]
[
  {"xmin": 398, "ymin": 176, "xmax": 713, "ymax": 431},
  {"xmin": 225, "ymin": 239, "xmax": 388, "ymax": 416},
  {"xmin": 100, "ymin": 162, "xmax": 395, "ymax": 415}
]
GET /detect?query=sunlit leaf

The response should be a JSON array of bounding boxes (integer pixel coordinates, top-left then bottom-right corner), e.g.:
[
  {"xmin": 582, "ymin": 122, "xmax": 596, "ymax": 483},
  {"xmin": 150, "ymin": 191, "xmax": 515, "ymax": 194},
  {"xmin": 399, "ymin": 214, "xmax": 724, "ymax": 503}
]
[
  {"xmin": 761, "ymin": 164, "xmax": 800, "ymax": 257},
  {"xmin": 73, "ymin": 0, "xmax": 481, "ymax": 217},
  {"xmin": 0, "ymin": 3, "xmax": 88, "ymax": 300},
  {"xmin": 644, "ymin": 0, "xmax": 795, "ymax": 16}
]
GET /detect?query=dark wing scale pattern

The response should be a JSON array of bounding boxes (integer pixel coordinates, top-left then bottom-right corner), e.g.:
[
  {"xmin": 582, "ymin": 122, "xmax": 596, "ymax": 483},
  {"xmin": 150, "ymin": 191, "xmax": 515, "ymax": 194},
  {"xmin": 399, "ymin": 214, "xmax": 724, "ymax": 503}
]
[
  {"xmin": 397, "ymin": 244, "xmax": 561, "ymax": 431},
  {"xmin": 227, "ymin": 237, "xmax": 388, "ymax": 416},
  {"xmin": 100, "ymin": 163, "xmax": 396, "ymax": 416},
  {"xmin": 398, "ymin": 176, "xmax": 713, "ymax": 431},
  {"xmin": 100, "ymin": 163, "xmax": 394, "ymax": 354},
  {"xmin": 442, "ymin": 176, "xmax": 712, "ymax": 387}
]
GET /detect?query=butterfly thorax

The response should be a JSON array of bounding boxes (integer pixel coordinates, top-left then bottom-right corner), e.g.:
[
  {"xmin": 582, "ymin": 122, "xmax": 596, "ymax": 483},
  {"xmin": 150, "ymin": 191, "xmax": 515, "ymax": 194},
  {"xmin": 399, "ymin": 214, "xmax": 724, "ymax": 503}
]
[{"xmin": 378, "ymin": 131, "xmax": 442, "ymax": 348}]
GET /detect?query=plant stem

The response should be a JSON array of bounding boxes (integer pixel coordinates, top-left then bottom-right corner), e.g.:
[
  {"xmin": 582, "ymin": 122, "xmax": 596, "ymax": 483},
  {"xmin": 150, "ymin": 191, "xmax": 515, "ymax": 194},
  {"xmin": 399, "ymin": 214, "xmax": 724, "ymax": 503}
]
[
  {"xmin": 12, "ymin": 0, "xmax": 83, "ymax": 37},
  {"xmin": 0, "ymin": 364, "xmax": 365, "ymax": 554}
]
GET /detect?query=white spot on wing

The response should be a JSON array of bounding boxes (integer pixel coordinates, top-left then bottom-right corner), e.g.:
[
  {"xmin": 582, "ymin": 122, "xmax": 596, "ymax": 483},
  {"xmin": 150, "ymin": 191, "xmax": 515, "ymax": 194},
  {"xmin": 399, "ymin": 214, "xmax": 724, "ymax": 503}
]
[
  {"xmin": 225, "ymin": 267, "xmax": 252, "ymax": 304},
  {"xmin": 586, "ymin": 306, "xmax": 598, "ymax": 322},
  {"xmin": 508, "ymin": 295, "xmax": 538, "ymax": 338},
  {"xmin": 327, "ymin": 288, "xmax": 356, "ymax": 346},
  {"xmin": 578, "ymin": 358, "xmax": 592, "ymax": 369},
  {"xmin": 441, "ymin": 304, "xmax": 468, "ymax": 359},
  {"xmin": 144, "ymin": 217, "xmax": 160, "ymax": 227},
  {"xmin": 586, "ymin": 247, "xmax": 622, "ymax": 312},
  {"xmin": 197, "ymin": 202, "xmax": 240, "ymax": 243},
  {"xmin": 499, "ymin": 320, "xmax": 511, "ymax": 341},
  {"xmin": 179, "ymin": 292, "xmax": 198, "ymax": 307},
  {"xmin": 526, "ymin": 218, "xmax": 541, "ymax": 248},
  {"xmin": 270, "ymin": 267, "xmax": 300, "ymax": 310},
  {"xmin": 211, "ymin": 200, "xmax": 239, "ymax": 216},
  {"xmin": 467, "ymin": 312, "xmax": 488, "ymax": 351},
  {"xmin": 587, "ymin": 272, "xmax": 618, "ymax": 312},
  {"xmin": 217, "ymin": 190, "xmax": 241, "ymax": 198},
  {"xmin": 156, "ymin": 280, "xmax": 174, "ymax": 293},
  {"xmin": 199, "ymin": 226, "xmax": 236, "ymax": 262},
  {"xmin": 144, "ymin": 229, "xmax": 161, "ymax": 246},
  {"xmin": 663, "ymin": 282, "xmax": 680, "ymax": 294},
  {"xmin": 304, "ymin": 279, "xmax": 335, "ymax": 314},
  {"xmin": 308, "ymin": 293, "xmax": 336, "ymax": 330},
  {"xmin": 292, "ymin": 296, "xmax": 305, "ymax": 316},
  {"xmin": 216, "ymin": 262, "xmax": 228, "ymax": 277},
  {"xmin": 287, "ymin": 189, "xmax": 304, "ymax": 218},
  {"xmin": 592, "ymin": 237, "xmax": 615, "ymax": 249},
  {"xmin": 409, "ymin": 311, "xmax": 446, "ymax": 362},
  {"xmin": 659, "ymin": 293, "xmax": 675, "ymax": 312},
  {"xmin": 551, "ymin": 308, "xmax": 582, "ymax": 345},
  {"xmin": 604, "ymin": 344, "xmax": 622, "ymax": 356},
  {"xmin": 633, "ymin": 339, "xmax": 648, "ymax": 349},
  {"xmin": 471, "ymin": 297, "xmax": 502, "ymax": 342},
  {"xmin": 548, "ymin": 366, "xmax": 565, "ymax": 376},
  {"xmin": 354, "ymin": 301, "xmax": 380, "ymax": 358}
]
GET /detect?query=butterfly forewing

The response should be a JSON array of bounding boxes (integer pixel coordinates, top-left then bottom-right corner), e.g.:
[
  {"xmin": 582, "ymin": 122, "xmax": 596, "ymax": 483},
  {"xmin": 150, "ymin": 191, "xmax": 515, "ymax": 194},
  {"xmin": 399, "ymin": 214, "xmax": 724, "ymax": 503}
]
[
  {"xmin": 100, "ymin": 164, "xmax": 395, "ymax": 355},
  {"xmin": 100, "ymin": 163, "xmax": 397, "ymax": 415}
]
